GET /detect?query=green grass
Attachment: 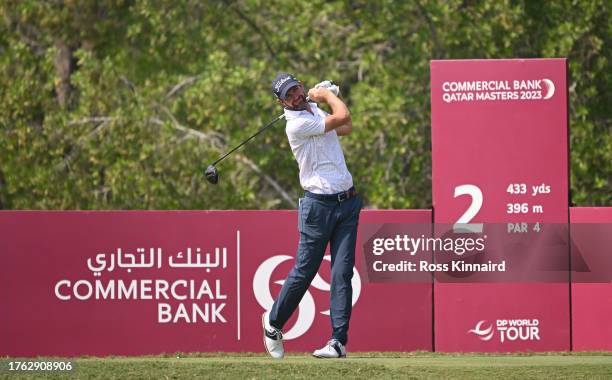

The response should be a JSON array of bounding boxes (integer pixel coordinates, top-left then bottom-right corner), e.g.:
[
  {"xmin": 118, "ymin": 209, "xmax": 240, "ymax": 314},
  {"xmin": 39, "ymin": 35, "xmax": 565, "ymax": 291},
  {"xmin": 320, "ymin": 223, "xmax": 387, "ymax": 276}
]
[{"xmin": 2, "ymin": 352, "xmax": 612, "ymax": 379}]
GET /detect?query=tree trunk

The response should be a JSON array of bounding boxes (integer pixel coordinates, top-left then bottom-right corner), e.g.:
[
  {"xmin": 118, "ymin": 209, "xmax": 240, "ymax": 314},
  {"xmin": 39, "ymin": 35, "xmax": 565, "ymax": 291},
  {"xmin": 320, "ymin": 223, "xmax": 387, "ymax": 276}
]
[
  {"xmin": 0, "ymin": 169, "xmax": 7, "ymax": 210},
  {"xmin": 54, "ymin": 40, "xmax": 72, "ymax": 108}
]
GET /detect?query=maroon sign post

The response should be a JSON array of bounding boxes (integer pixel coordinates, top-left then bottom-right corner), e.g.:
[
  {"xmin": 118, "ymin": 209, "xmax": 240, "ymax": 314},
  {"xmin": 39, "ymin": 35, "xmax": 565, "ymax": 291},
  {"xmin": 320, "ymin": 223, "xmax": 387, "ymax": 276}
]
[{"xmin": 431, "ymin": 59, "xmax": 570, "ymax": 351}]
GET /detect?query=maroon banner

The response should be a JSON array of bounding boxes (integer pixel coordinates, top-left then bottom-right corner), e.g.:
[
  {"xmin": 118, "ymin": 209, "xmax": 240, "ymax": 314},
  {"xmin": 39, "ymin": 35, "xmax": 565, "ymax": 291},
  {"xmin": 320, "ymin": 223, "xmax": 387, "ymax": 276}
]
[
  {"xmin": 431, "ymin": 59, "xmax": 570, "ymax": 351},
  {"xmin": 0, "ymin": 210, "xmax": 432, "ymax": 357},
  {"xmin": 570, "ymin": 207, "xmax": 612, "ymax": 351}
]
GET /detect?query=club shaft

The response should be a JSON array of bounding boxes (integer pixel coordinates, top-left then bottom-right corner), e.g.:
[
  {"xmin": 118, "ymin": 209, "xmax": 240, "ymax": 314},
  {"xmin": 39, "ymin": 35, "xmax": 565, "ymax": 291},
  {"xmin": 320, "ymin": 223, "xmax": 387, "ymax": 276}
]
[{"xmin": 211, "ymin": 114, "xmax": 285, "ymax": 166}]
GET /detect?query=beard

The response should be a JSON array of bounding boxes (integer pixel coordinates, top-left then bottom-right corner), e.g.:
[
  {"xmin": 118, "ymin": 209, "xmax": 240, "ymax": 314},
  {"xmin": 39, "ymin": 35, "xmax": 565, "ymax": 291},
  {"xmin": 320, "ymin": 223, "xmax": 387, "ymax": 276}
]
[{"xmin": 286, "ymin": 95, "xmax": 308, "ymax": 111}]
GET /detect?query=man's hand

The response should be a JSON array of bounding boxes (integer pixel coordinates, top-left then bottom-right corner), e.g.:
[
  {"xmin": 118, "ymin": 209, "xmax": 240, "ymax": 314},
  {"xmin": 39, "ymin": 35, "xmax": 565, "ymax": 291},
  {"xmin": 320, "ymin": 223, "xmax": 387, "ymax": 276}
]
[
  {"xmin": 307, "ymin": 87, "xmax": 334, "ymax": 103},
  {"xmin": 314, "ymin": 80, "xmax": 340, "ymax": 96},
  {"xmin": 314, "ymin": 80, "xmax": 334, "ymax": 88}
]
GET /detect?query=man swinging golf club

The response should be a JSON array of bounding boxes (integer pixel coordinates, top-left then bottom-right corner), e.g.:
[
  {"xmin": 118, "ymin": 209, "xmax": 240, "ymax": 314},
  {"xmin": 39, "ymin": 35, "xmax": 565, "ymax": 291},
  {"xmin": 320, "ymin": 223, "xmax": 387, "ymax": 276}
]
[{"xmin": 262, "ymin": 72, "xmax": 362, "ymax": 359}]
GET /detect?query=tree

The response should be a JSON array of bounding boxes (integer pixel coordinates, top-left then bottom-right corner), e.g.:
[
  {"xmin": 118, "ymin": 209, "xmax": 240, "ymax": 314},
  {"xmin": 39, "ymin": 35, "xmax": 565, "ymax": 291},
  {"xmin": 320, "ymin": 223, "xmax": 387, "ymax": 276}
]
[{"xmin": 0, "ymin": 0, "xmax": 609, "ymax": 210}]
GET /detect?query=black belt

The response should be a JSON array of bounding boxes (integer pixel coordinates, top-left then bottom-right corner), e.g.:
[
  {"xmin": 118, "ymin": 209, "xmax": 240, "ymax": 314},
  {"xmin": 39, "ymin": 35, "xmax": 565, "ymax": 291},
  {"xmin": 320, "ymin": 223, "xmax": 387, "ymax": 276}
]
[{"xmin": 304, "ymin": 187, "xmax": 358, "ymax": 202}]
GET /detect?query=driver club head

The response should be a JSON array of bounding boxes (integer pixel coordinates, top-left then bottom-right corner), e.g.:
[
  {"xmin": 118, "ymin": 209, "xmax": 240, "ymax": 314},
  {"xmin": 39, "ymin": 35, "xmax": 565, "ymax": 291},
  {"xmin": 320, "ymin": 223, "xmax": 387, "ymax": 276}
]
[{"xmin": 204, "ymin": 165, "xmax": 219, "ymax": 184}]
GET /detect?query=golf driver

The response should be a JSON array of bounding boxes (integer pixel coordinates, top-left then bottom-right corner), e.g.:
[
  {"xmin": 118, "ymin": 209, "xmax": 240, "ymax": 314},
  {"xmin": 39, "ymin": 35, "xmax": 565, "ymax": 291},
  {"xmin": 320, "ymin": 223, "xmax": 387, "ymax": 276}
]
[{"xmin": 204, "ymin": 113, "xmax": 286, "ymax": 184}]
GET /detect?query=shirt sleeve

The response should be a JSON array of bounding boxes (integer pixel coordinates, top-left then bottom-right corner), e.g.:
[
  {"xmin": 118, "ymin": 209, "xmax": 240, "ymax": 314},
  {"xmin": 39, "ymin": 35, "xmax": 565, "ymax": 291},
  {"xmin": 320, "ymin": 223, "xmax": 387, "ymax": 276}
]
[{"xmin": 286, "ymin": 116, "xmax": 325, "ymax": 139}]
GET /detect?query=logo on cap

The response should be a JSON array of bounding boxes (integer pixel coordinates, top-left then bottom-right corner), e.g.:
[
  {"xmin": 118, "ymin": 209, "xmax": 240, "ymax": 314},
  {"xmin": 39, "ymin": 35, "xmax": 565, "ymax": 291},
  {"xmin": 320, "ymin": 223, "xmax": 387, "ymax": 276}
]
[
  {"xmin": 274, "ymin": 76, "xmax": 292, "ymax": 92},
  {"xmin": 272, "ymin": 72, "xmax": 300, "ymax": 100}
]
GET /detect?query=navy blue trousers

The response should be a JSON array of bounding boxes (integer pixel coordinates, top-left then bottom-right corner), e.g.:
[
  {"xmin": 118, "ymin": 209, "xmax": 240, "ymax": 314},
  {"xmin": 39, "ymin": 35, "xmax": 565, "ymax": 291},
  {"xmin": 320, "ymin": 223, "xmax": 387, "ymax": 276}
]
[{"xmin": 269, "ymin": 193, "xmax": 362, "ymax": 345}]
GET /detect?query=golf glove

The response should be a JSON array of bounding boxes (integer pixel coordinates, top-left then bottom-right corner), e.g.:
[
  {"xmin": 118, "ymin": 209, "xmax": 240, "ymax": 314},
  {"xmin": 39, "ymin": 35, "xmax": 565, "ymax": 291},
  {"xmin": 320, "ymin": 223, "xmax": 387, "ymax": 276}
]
[{"xmin": 314, "ymin": 80, "xmax": 340, "ymax": 96}]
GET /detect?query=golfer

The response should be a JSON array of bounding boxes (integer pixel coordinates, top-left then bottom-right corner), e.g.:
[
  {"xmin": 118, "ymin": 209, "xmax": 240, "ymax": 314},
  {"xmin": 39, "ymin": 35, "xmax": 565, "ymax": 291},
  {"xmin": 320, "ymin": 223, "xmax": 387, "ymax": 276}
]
[{"xmin": 262, "ymin": 73, "xmax": 362, "ymax": 359}]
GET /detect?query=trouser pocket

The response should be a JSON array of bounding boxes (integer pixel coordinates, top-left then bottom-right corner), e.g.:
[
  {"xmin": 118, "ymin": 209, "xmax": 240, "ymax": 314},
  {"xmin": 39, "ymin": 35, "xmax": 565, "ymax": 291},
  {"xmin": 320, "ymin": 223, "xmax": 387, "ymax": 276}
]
[{"xmin": 299, "ymin": 197, "xmax": 332, "ymax": 239}]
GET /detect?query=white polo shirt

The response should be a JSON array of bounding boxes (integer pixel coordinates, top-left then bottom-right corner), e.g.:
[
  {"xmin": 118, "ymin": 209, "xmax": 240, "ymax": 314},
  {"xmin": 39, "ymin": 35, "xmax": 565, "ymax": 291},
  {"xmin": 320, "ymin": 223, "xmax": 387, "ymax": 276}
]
[{"xmin": 284, "ymin": 102, "xmax": 354, "ymax": 194}]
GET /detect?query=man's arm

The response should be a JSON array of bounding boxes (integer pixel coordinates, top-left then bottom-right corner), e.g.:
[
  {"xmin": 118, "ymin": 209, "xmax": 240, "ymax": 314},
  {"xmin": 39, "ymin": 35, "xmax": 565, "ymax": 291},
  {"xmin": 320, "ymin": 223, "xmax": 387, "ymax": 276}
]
[
  {"xmin": 334, "ymin": 119, "xmax": 352, "ymax": 136},
  {"xmin": 307, "ymin": 87, "xmax": 351, "ymax": 134}
]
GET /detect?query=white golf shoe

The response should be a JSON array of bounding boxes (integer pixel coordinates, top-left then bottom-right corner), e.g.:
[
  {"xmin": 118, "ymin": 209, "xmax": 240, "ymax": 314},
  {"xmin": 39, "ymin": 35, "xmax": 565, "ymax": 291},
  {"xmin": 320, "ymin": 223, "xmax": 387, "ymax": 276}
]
[
  {"xmin": 312, "ymin": 339, "xmax": 346, "ymax": 358},
  {"xmin": 262, "ymin": 312, "xmax": 284, "ymax": 359}
]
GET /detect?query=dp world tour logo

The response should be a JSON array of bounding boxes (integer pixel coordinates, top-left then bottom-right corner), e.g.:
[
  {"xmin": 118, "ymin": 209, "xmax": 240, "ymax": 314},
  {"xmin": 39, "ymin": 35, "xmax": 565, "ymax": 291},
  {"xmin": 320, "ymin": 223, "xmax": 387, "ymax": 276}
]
[
  {"xmin": 468, "ymin": 320, "xmax": 495, "ymax": 341},
  {"xmin": 468, "ymin": 319, "xmax": 541, "ymax": 343},
  {"xmin": 253, "ymin": 255, "xmax": 361, "ymax": 340}
]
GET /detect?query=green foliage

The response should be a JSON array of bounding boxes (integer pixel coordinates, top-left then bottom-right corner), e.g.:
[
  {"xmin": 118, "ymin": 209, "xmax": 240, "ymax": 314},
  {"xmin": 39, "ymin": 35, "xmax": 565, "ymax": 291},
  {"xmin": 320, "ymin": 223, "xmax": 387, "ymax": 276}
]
[{"xmin": 0, "ymin": 0, "xmax": 610, "ymax": 210}]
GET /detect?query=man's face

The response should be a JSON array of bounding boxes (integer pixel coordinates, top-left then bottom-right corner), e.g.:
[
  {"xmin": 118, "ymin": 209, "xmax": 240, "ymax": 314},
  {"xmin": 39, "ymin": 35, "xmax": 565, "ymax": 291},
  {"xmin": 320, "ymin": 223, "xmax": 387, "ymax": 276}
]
[{"xmin": 281, "ymin": 84, "xmax": 307, "ymax": 110}]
